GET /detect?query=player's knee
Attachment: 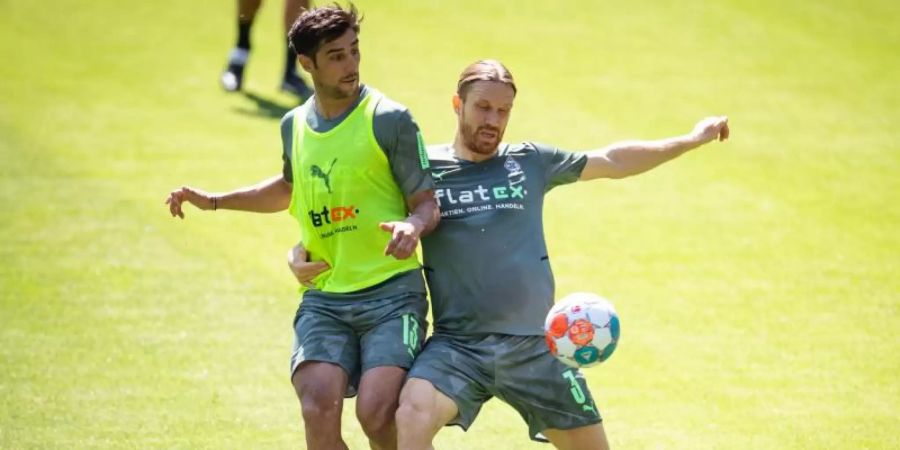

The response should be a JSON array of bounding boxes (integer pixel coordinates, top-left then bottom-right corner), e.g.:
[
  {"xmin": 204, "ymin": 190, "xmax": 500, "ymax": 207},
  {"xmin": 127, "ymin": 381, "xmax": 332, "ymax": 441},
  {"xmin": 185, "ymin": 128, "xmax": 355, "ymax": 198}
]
[
  {"xmin": 299, "ymin": 390, "xmax": 342, "ymax": 427},
  {"xmin": 395, "ymin": 394, "xmax": 433, "ymax": 430},
  {"xmin": 356, "ymin": 394, "xmax": 397, "ymax": 436},
  {"xmin": 394, "ymin": 402, "xmax": 418, "ymax": 429},
  {"xmin": 292, "ymin": 363, "xmax": 347, "ymax": 427}
]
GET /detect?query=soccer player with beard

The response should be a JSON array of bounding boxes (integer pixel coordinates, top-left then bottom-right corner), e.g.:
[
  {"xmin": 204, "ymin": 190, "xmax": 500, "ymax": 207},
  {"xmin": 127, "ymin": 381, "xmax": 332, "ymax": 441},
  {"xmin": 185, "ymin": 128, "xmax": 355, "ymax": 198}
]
[
  {"xmin": 395, "ymin": 60, "xmax": 729, "ymax": 450},
  {"xmin": 290, "ymin": 60, "xmax": 728, "ymax": 448},
  {"xmin": 166, "ymin": 4, "xmax": 438, "ymax": 449}
]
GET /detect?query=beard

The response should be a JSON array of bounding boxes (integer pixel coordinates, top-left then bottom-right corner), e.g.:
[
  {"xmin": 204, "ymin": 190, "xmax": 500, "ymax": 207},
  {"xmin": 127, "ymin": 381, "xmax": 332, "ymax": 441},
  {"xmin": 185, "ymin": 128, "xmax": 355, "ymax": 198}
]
[
  {"xmin": 460, "ymin": 117, "xmax": 503, "ymax": 155},
  {"xmin": 316, "ymin": 74, "xmax": 359, "ymax": 100}
]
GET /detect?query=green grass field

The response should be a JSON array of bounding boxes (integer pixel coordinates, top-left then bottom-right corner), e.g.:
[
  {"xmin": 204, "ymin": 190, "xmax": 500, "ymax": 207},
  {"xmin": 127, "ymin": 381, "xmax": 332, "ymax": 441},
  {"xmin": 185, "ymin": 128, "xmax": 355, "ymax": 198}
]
[{"xmin": 2, "ymin": 0, "xmax": 898, "ymax": 448}]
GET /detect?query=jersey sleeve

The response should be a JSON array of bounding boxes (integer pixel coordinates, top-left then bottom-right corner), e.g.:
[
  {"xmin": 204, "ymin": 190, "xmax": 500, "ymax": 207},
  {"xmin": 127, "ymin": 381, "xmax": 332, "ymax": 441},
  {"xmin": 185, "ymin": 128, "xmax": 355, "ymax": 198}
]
[
  {"xmin": 372, "ymin": 100, "xmax": 435, "ymax": 197},
  {"xmin": 531, "ymin": 142, "xmax": 587, "ymax": 191},
  {"xmin": 281, "ymin": 109, "xmax": 296, "ymax": 183}
]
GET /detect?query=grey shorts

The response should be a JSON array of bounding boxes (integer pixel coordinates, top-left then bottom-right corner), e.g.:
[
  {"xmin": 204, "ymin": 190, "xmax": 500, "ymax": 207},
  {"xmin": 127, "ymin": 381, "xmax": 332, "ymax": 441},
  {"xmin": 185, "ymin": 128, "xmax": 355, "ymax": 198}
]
[
  {"xmin": 407, "ymin": 334, "xmax": 601, "ymax": 442},
  {"xmin": 290, "ymin": 291, "xmax": 428, "ymax": 397}
]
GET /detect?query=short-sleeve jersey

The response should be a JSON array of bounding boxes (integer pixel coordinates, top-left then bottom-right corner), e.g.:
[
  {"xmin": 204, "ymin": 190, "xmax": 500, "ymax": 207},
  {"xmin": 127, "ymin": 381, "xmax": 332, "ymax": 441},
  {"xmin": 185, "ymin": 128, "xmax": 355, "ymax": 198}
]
[{"xmin": 422, "ymin": 142, "xmax": 587, "ymax": 336}]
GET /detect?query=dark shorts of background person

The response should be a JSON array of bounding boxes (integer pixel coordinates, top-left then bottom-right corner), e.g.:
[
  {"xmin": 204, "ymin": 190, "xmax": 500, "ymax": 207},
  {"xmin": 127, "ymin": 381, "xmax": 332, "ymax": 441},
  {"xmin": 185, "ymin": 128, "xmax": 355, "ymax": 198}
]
[
  {"xmin": 408, "ymin": 333, "xmax": 602, "ymax": 442},
  {"xmin": 290, "ymin": 270, "xmax": 428, "ymax": 397}
]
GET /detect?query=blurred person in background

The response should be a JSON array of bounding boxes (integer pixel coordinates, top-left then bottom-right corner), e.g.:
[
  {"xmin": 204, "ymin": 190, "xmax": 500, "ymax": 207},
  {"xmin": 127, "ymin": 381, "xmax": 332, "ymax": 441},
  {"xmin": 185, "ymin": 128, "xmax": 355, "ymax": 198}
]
[{"xmin": 220, "ymin": 0, "xmax": 314, "ymax": 99}]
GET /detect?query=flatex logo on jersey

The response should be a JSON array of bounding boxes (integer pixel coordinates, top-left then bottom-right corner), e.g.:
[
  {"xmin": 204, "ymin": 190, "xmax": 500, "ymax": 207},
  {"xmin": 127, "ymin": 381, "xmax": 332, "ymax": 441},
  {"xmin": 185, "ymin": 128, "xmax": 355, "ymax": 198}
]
[
  {"xmin": 306, "ymin": 158, "xmax": 360, "ymax": 238},
  {"xmin": 434, "ymin": 156, "xmax": 528, "ymax": 217}
]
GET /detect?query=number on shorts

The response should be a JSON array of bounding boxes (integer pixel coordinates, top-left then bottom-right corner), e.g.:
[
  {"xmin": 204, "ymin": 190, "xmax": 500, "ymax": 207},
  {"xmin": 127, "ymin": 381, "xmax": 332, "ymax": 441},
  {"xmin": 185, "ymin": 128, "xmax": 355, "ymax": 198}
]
[
  {"xmin": 402, "ymin": 314, "xmax": 419, "ymax": 357},
  {"xmin": 563, "ymin": 369, "xmax": 586, "ymax": 404},
  {"xmin": 563, "ymin": 369, "xmax": 596, "ymax": 413}
]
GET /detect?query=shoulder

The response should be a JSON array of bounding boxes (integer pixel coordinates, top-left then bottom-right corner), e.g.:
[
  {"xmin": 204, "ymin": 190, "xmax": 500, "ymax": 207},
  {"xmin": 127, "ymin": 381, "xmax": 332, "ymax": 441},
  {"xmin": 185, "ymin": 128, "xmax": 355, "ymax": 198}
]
[
  {"xmin": 500, "ymin": 142, "xmax": 552, "ymax": 158},
  {"xmin": 426, "ymin": 144, "xmax": 455, "ymax": 165},
  {"xmin": 374, "ymin": 97, "xmax": 414, "ymax": 127},
  {"xmin": 371, "ymin": 90, "xmax": 408, "ymax": 114},
  {"xmin": 366, "ymin": 87, "xmax": 414, "ymax": 125},
  {"xmin": 280, "ymin": 104, "xmax": 308, "ymax": 131}
]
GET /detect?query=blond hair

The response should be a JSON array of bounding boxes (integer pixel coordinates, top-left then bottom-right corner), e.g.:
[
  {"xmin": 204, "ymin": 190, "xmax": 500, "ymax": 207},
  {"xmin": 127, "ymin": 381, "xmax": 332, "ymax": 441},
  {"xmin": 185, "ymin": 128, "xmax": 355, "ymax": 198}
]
[{"xmin": 456, "ymin": 59, "xmax": 517, "ymax": 100}]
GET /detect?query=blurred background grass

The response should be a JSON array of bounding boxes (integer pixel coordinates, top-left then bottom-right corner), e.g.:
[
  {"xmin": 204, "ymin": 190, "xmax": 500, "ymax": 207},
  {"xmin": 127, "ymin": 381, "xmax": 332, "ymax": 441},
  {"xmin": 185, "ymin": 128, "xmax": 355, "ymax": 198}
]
[{"xmin": 1, "ymin": 0, "xmax": 897, "ymax": 448}]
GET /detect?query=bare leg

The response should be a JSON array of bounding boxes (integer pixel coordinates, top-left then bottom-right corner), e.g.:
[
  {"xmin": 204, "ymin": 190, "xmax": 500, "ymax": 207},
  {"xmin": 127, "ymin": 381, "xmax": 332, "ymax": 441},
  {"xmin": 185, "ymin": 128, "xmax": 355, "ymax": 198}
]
[
  {"xmin": 542, "ymin": 423, "xmax": 610, "ymax": 450},
  {"xmin": 221, "ymin": 0, "xmax": 263, "ymax": 91},
  {"xmin": 292, "ymin": 361, "xmax": 350, "ymax": 450},
  {"xmin": 395, "ymin": 378, "xmax": 459, "ymax": 450},
  {"xmin": 281, "ymin": 0, "xmax": 313, "ymax": 98},
  {"xmin": 239, "ymin": 0, "xmax": 263, "ymax": 22},
  {"xmin": 356, "ymin": 366, "xmax": 406, "ymax": 450},
  {"xmin": 283, "ymin": 0, "xmax": 308, "ymax": 32}
]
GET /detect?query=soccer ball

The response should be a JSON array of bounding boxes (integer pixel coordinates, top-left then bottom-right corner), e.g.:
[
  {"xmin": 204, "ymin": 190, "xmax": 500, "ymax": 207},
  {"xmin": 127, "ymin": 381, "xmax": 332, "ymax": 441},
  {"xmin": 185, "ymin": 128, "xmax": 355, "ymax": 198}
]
[{"xmin": 544, "ymin": 292, "xmax": 620, "ymax": 368}]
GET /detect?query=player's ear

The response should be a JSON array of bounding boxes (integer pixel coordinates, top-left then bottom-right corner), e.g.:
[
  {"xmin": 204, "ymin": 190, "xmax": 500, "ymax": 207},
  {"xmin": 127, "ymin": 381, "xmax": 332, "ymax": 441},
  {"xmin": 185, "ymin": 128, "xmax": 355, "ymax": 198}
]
[
  {"xmin": 298, "ymin": 54, "xmax": 315, "ymax": 73},
  {"xmin": 452, "ymin": 94, "xmax": 461, "ymax": 115}
]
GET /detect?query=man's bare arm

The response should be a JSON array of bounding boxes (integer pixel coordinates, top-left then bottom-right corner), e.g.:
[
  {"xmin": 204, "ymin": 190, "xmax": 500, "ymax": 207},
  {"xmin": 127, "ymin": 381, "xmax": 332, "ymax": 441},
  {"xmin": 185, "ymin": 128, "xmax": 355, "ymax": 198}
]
[
  {"xmin": 165, "ymin": 175, "xmax": 292, "ymax": 218},
  {"xmin": 579, "ymin": 116, "xmax": 729, "ymax": 181}
]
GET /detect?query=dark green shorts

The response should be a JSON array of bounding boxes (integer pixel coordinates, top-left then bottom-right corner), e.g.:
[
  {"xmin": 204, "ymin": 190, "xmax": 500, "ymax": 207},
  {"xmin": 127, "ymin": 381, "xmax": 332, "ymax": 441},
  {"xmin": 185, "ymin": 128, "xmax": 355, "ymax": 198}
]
[
  {"xmin": 407, "ymin": 334, "xmax": 601, "ymax": 442},
  {"xmin": 290, "ymin": 291, "xmax": 427, "ymax": 397}
]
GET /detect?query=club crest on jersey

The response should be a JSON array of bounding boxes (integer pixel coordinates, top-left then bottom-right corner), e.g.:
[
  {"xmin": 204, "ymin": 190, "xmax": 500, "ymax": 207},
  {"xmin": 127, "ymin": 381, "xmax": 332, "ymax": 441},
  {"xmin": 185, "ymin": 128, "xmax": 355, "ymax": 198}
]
[
  {"xmin": 505, "ymin": 156, "xmax": 527, "ymax": 196},
  {"xmin": 504, "ymin": 157, "xmax": 522, "ymax": 174}
]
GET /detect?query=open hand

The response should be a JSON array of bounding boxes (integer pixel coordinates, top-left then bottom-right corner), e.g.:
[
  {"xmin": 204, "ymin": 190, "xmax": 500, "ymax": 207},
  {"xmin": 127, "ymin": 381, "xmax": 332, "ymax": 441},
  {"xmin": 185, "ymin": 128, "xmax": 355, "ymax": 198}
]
[{"xmin": 165, "ymin": 186, "xmax": 214, "ymax": 219}]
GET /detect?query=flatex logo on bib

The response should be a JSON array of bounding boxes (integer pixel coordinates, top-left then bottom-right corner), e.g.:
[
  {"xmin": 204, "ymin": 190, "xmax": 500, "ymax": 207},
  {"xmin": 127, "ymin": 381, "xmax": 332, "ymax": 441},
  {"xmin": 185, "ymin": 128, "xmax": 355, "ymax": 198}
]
[
  {"xmin": 308, "ymin": 205, "xmax": 359, "ymax": 227},
  {"xmin": 306, "ymin": 157, "xmax": 360, "ymax": 236}
]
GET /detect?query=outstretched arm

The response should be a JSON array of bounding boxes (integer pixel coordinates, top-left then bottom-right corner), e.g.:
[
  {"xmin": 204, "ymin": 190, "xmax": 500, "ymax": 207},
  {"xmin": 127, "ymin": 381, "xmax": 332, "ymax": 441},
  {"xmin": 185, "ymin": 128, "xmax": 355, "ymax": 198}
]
[
  {"xmin": 165, "ymin": 174, "xmax": 292, "ymax": 219},
  {"xmin": 579, "ymin": 116, "xmax": 730, "ymax": 181}
]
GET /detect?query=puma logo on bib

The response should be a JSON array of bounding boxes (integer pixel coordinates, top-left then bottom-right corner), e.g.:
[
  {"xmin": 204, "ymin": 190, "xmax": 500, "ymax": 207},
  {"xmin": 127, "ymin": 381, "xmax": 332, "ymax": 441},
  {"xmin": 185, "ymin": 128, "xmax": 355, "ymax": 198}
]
[{"xmin": 310, "ymin": 158, "xmax": 338, "ymax": 193}]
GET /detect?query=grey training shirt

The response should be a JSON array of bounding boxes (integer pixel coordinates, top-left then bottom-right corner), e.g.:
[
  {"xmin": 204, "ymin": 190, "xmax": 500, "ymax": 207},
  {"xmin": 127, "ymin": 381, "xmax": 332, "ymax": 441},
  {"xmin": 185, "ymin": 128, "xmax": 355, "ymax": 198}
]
[{"xmin": 422, "ymin": 142, "xmax": 587, "ymax": 337}]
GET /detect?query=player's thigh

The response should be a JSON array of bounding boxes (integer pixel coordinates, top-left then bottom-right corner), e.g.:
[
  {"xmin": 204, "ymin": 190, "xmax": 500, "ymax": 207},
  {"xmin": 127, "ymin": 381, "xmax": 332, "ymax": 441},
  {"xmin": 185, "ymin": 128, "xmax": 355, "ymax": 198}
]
[
  {"xmin": 542, "ymin": 423, "xmax": 610, "ymax": 450},
  {"xmin": 494, "ymin": 335, "xmax": 602, "ymax": 441},
  {"xmin": 356, "ymin": 365, "xmax": 407, "ymax": 417},
  {"xmin": 398, "ymin": 377, "xmax": 460, "ymax": 430},
  {"xmin": 357, "ymin": 293, "xmax": 428, "ymax": 373},
  {"xmin": 291, "ymin": 360, "xmax": 349, "ymax": 408},
  {"xmin": 290, "ymin": 299, "xmax": 361, "ymax": 395},
  {"xmin": 406, "ymin": 335, "xmax": 492, "ymax": 431}
]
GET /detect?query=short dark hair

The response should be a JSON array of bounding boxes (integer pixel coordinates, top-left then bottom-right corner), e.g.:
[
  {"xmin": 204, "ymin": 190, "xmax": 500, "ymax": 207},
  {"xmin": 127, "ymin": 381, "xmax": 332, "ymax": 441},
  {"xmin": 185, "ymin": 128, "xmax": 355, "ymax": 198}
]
[
  {"xmin": 288, "ymin": 2, "xmax": 361, "ymax": 63},
  {"xmin": 457, "ymin": 60, "xmax": 517, "ymax": 101}
]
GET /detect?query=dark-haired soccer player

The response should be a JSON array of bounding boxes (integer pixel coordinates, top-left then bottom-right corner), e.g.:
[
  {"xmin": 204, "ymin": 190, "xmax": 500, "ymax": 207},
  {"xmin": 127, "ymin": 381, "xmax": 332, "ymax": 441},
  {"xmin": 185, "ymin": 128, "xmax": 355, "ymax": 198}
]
[{"xmin": 169, "ymin": 4, "xmax": 438, "ymax": 449}]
